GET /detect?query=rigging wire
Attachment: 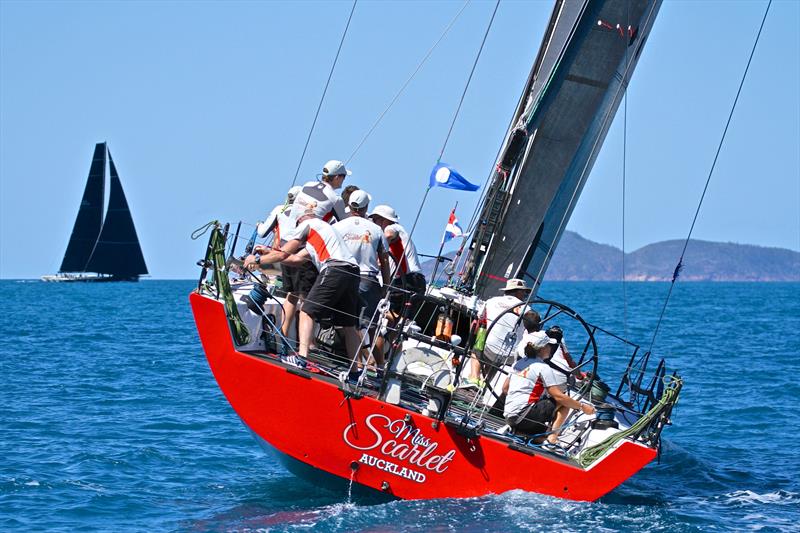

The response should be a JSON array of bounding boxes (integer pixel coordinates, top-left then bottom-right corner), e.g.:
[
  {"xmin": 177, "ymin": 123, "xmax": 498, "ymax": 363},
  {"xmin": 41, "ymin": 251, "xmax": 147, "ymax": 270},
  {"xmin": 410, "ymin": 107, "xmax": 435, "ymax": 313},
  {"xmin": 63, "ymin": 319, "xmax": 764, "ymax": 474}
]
[
  {"xmin": 437, "ymin": 0, "xmax": 500, "ymax": 163},
  {"xmin": 646, "ymin": 0, "xmax": 772, "ymax": 354},
  {"xmin": 290, "ymin": 0, "xmax": 358, "ymax": 187},
  {"xmin": 346, "ymin": 0, "xmax": 470, "ymax": 164},
  {"xmin": 407, "ymin": 0, "xmax": 501, "ymax": 240},
  {"xmin": 622, "ymin": 1, "xmax": 630, "ymax": 358}
]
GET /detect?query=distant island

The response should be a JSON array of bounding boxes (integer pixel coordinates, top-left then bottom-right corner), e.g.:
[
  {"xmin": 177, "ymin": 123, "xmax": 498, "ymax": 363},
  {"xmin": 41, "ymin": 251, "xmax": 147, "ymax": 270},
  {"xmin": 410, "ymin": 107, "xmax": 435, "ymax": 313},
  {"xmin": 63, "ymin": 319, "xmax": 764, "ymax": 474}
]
[{"xmin": 422, "ymin": 231, "xmax": 800, "ymax": 282}]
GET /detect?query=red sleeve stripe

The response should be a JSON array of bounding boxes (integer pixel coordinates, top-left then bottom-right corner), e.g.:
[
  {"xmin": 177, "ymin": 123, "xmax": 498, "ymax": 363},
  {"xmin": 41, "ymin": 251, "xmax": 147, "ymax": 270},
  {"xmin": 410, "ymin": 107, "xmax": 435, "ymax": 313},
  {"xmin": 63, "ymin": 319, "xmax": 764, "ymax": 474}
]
[
  {"xmin": 307, "ymin": 229, "xmax": 331, "ymax": 263},
  {"xmin": 389, "ymin": 239, "xmax": 409, "ymax": 276},
  {"xmin": 527, "ymin": 376, "xmax": 544, "ymax": 404}
]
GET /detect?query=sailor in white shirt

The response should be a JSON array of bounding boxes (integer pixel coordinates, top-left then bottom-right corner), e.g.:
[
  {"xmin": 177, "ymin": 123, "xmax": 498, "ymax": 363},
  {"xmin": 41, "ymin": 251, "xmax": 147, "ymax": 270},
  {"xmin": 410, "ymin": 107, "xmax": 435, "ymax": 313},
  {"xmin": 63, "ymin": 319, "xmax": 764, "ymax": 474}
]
[
  {"xmin": 464, "ymin": 278, "xmax": 532, "ymax": 387},
  {"xmin": 544, "ymin": 325, "xmax": 579, "ymax": 374},
  {"xmin": 247, "ymin": 213, "xmax": 362, "ymax": 366},
  {"xmin": 274, "ymin": 160, "xmax": 349, "ymax": 347},
  {"xmin": 257, "ymin": 185, "xmax": 302, "ymax": 246},
  {"xmin": 289, "ymin": 159, "xmax": 350, "ymax": 225},
  {"xmin": 502, "ymin": 331, "xmax": 595, "ymax": 445},
  {"xmin": 368, "ymin": 205, "xmax": 427, "ymax": 359},
  {"xmin": 367, "ymin": 205, "xmax": 426, "ymax": 314},
  {"xmin": 332, "ymin": 191, "xmax": 391, "ymax": 362},
  {"xmin": 483, "ymin": 279, "xmax": 532, "ymax": 360}
]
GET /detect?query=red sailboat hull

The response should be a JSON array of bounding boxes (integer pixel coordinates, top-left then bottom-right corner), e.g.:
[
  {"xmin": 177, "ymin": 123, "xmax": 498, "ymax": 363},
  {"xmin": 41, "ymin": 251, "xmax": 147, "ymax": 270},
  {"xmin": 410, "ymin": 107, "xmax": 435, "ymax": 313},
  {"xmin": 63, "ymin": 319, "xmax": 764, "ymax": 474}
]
[{"xmin": 190, "ymin": 291, "xmax": 656, "ymax": 501}]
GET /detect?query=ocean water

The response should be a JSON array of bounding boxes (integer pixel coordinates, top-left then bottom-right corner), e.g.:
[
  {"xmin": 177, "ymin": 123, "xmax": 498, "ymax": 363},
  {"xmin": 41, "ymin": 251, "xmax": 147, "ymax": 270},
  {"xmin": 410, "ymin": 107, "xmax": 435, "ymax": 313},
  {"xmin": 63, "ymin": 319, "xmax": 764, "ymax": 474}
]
[{"xmin": 1, "ymin": 279, "xmax": 798, "ymax": 532}]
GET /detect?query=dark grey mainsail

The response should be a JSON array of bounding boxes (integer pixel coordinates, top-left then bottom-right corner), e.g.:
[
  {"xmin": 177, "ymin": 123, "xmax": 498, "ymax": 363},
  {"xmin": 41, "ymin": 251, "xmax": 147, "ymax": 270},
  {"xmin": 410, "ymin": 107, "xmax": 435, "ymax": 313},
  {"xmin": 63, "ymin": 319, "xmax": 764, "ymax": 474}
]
[
  {"xmin": 59, "ymin": 143, "xmax": 106, "ymax": 273},
  {"xmin": 84, "ymin": 150, "xmax": 148, "ymax": 278},
  {"xmin": 462, "ymin": 0, "xmax": 661, "ymax": 298}
]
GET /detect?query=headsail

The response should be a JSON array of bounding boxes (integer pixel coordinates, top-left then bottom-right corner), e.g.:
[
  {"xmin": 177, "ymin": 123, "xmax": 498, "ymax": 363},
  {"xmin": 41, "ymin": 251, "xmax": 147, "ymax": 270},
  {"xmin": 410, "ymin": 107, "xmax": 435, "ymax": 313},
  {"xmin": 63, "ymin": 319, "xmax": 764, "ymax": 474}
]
[
  {"xmin": 84, "ymin": 150, "xmax": 148, "ymax": 278},
  {"xmin": 462, "ymin": 0, "xmax": 661, "ymax": 298},
  {"xmin": 59, "ymin": 143, "xmax": 106, "ymax": 273}
]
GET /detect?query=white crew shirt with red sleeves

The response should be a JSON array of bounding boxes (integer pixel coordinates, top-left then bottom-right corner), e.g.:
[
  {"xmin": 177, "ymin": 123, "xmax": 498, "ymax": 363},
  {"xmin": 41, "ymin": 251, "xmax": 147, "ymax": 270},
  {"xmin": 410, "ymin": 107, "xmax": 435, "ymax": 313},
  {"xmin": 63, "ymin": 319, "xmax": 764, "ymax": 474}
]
[
  {"xmin": 503, "ymin": 356, "xmax": 566, "ymax": 419},
  {"xmin": 290, "ymin": 218, "xmax": 357, "ymax": 272},
  {"xmin": 332, "ymin": 216, "xmax": 388, "ymax": 278},
  {"xmin": 386, "ymin": 223, "xmax": 422, "ymax": 277},
  {"xmin": 262, "ymin": 203, "xmax": 295, "ymax": 245},
  {"xmin": 289, "ymin": 180, "xmax": 347, "ymax": 225}
]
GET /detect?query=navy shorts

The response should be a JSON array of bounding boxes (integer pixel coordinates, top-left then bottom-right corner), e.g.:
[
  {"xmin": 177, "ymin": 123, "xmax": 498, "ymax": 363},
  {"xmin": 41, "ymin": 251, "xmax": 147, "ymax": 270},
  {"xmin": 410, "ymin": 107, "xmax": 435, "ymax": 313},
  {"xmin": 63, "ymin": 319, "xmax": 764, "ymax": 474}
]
[
  {"xmin": 358, "ymin": 275, "xmax": 383, "ymax": 329},
  {"xmin": 281, "ymin": 261, "xmax": 318, "ymax": 296},
  {"xmin": 302, "ymin": 263, "xmax": 360, "ymax": 327},
  {"xmin": 505, "ymin": 396, "xmax": 556, "ymax": 435}
]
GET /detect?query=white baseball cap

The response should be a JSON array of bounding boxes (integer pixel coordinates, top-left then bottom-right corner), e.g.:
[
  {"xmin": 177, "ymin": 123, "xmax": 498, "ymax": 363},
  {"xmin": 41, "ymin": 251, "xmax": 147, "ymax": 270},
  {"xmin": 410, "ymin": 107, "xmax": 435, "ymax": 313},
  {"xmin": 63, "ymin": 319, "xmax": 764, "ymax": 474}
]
[
  {"xmin": 526, "ymin": 330, "xmax": 557, "ymax": 349},
  {"xmin": 348, "ymin": 189, "xmax": 372, "ymax": 210},
  {"xmin": 322, "ymin": 159, "xmax": 352, "ymax": 177},
  {"xmin": 369, "ymin": 204, "xmax": 399, "ymax": 223}
]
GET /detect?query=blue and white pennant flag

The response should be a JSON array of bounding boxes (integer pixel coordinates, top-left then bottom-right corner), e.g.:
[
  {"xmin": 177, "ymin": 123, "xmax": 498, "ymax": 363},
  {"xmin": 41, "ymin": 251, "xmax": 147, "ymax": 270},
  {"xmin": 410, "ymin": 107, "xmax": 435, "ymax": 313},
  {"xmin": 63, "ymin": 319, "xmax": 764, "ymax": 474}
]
[{"xmin": 429, "ymin": 162, "xmax": 479, "ymax": 192}]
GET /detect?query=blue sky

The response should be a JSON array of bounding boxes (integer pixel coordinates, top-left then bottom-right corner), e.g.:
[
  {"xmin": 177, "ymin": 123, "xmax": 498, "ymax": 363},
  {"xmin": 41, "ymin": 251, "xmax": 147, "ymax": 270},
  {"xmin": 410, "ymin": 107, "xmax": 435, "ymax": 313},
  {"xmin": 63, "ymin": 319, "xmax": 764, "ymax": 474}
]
[{"xmin": 1, "ymin": 0, "xmax": 797, "ymax": 279}]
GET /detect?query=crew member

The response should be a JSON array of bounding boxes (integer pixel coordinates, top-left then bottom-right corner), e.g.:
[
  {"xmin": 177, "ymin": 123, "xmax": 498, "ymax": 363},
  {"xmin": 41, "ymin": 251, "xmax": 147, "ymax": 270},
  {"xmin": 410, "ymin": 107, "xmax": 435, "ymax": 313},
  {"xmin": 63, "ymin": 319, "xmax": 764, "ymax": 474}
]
[
  {"xmin": 247, "ymin": 212, "xmax": 362, "ymax": 367},
  {"xmin": 252, "ymin": 186, "xmax": 308, "ymax": 340},
  {"xmin": 333, "ymin": 190, "xmax": 391, "ymax": 365},
  {"xmin": 274, "ymin": 160, "xmax": 350, "ymax": 345},
  {"xmin": 466, "ymin": 279, "xmax": 531, "ymax": 386},
  {"xmin": 503, "ymin": 330, "xmax": 595, "ymax": 447},
  {"xmin": 256, "ymin": 185, "xmax": 302, "ymax": 246},
  {"xmin": 290, "ymin": 159, "xmax": 350, "ymax": 224},
  {"xmin": 368, "ymin": 205, "xmax": 425, "ymax": 311},
  {"xmin": 368, "ymin": 205, "xmax": 426, "ymax": 357}
]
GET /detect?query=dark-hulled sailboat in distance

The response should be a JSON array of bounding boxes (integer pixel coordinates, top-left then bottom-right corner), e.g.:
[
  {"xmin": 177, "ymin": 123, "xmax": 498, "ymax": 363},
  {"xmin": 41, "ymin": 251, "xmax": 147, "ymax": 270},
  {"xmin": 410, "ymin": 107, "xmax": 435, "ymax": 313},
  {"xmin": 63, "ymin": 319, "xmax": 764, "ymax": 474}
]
[{"xmin": 43, "ymin": 143, "xmax": 147, "ymax": 282}]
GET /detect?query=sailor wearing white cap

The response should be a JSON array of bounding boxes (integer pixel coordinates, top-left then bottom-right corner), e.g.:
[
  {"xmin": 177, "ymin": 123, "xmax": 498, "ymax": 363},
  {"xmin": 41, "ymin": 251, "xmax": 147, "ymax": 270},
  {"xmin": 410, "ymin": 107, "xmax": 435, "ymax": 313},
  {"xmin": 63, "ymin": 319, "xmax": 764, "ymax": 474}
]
[
  {"xmin": 253, "ymin": 185, "xmax": 318, "ymax": 341},
  {"xmin": 368, "ymin": 205, "xmax": 425, "ymax": 313},
  {"xmin": 482, "ymin": 278, "xmax": 533, "ymax": 363},
  {"xmin": 502, "ymin": 330, "xmax": 595, "ymax": 446},
  {"xmin": 248, "ymin": 211, "xmax": 362, "ymax": 366},
  {"xmin": 257, "ymin": 185, "xmax": 302, "ymax": 243},
  {"xmin": 333, "ymin": 191, "xmax": 391, "ymax": 364},
  {"xmin": 289, "ymin": 159, "xmax": 350, "ymax": 226}
]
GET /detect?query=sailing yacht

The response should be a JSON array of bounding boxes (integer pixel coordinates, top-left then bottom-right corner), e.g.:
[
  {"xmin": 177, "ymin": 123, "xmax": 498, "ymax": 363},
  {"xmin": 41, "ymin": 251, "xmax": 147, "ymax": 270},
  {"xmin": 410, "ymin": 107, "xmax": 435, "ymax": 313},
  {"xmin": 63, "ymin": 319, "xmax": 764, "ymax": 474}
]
[
  {"xmin": 43, "ymin": 142, "xmax": 148, "ymax": 282},
  {"xmin": 190, "ymin": 0, "xmax": 682, "ymax": 501}
]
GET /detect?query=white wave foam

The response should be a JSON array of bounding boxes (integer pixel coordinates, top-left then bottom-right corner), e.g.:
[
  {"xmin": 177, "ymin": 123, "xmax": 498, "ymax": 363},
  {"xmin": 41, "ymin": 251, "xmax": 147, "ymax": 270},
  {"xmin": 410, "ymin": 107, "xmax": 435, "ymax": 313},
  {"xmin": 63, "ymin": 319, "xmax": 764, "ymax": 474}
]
[{"xmin": 725, "ymin": 490, "xmax": 799, "ymax": 506}]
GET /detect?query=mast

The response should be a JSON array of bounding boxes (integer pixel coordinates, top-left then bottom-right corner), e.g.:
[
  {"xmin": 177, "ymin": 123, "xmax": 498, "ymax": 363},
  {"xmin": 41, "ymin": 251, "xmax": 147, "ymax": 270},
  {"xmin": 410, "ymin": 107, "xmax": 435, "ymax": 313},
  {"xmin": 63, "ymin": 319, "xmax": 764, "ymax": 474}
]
[
  {"xmin": 59, "ymin": 143, "xmax": 106, "ymax": 273},
  {"xmin": 461, "ymin": 0, "xmax": 661, "ymax": 298},
  {"xmin": 84, "ymin": 149, "xmax": 148, "ymax": 278}
]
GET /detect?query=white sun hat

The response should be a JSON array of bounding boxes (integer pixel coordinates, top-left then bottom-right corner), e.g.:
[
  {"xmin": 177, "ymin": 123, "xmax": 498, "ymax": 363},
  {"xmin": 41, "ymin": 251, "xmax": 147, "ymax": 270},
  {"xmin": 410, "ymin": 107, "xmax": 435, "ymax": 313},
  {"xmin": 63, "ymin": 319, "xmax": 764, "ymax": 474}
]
[
  {"xmin": 500, "ymin": 278, "xmax": 531, "ymax": 292},
  {"xmin": 368, "ymin": 204, "xmax": 399, "ymax": 223}
]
